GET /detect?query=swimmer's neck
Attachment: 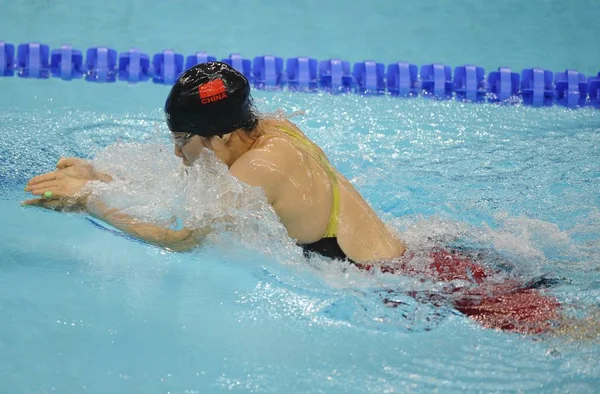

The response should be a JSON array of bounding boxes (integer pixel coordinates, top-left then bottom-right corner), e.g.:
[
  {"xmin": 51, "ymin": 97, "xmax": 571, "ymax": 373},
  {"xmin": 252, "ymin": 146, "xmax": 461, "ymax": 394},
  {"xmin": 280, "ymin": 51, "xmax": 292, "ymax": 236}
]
[{"xmin": 215, "ymin": 121, "xmax": 268, "ymax": 168}]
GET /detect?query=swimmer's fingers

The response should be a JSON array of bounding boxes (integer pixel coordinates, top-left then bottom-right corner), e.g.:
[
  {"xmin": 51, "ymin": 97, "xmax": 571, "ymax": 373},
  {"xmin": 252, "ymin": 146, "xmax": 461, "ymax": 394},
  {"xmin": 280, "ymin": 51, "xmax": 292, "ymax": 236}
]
[
  {"xmin": 26, "ymin": 159, "xmax": 88, "ymax": 190},
  {"xmin": 22, "ymin": 196, "xmax": 82, "ymax": 211},
  {"xmin": 56, "ymin": 157, "xmax": 86, "ymax": 169},
  {"xmin": 21, "ymin": 198, "xmax": 43, "ymax": 206},
  {"xmin": 21, "ymin": 198, "xmax": 66, "ymax": 211},
  {"xmin": 27, "ymin": 187, "xmax": 73, "ymax": 201},
  {"xmin": 25, "ymin": 172, "xmax": 57, "ymax": 190},
  {"xmin": 27, "ymin": 183, "xmax": 61, "ymax": 196},
  {"xmin": 27, "ymin": 177, "xmax": 89, "ymax": 203},
  {"xmin": 27, "ymin": 180, "xmax": 59, "ymax": 193},
  {"xmin": 21, "ymin": 198, "xmax": 52, "ymax": 207},
  {"xmin": 26, "ymin": 173, "xmax": 73, "ymax": 195}
]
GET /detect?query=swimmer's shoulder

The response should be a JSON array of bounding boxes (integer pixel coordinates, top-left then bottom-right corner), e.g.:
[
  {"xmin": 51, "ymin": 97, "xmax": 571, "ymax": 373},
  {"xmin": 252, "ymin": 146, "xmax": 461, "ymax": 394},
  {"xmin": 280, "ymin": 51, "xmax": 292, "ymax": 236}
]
[
  {"xmin": 257, "ymin": 118, "xmax": 330, "ymax": 160},
  {"xmin": 230, "ymin": 140, "xmax": 294, "ymax": 204},
  {"xmin": 258, "ymin": 118, "xmax": 307, "ymax": 139},
  {"xmin": 251, "ymin": 121, "xmax": 308, "ymax": 159}
]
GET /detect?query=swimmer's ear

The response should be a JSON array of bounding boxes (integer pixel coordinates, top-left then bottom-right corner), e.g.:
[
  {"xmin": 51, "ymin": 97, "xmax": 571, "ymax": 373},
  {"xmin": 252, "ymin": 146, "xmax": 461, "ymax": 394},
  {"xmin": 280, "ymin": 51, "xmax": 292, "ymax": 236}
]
[{"xmin": 215, "ymin": 133, "xmax": 232, "ymax": 144}]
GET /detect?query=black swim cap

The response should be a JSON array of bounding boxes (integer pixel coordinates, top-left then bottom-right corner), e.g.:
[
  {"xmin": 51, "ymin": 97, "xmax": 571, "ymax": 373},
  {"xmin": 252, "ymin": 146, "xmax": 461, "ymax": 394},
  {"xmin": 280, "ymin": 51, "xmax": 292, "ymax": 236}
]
[{"xmin": 164, "ymin": 61, "xmax": 256, "ymax": 137}]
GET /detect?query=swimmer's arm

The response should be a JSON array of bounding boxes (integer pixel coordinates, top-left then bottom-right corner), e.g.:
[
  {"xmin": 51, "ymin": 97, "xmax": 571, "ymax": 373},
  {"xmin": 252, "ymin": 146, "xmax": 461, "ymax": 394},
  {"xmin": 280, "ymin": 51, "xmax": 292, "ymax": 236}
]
[{"xmin": 86, "ymin": 199, "xmax": 210, "ymax": 252}]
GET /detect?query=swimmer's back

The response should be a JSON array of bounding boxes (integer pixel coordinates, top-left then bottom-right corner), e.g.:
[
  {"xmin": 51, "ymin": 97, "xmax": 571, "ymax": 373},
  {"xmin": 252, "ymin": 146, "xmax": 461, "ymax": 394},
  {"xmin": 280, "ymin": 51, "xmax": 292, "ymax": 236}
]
[{"xmin": 247, "ymin": 118, "xmax": 406, "ymax": 263}]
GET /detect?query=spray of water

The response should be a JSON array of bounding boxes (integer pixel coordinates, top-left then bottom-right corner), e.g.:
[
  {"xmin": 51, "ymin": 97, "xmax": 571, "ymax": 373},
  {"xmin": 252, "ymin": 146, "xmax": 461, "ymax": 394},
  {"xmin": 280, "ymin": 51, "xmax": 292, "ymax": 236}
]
[{"xmin": 86, "ymin": 136, "xmax": 302, "ymax": 263}]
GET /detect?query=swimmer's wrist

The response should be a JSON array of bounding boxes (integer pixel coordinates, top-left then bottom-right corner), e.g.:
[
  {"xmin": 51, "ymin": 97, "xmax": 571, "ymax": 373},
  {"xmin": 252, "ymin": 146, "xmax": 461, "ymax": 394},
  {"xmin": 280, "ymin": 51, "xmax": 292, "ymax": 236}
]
[
  {"xmin": 78, "ymin": 193, "xmax": 90, "ymax": 208},
  {"xmin": 83, "ymin": 195, "xmax": 100, "ymax": 215},
  {"xmin": 76, "ymin": 182, "xmax": 95, "ymax": 209},
  {"xmin": 80, "ymin": 171, "xmax": 111, "ymax": 208}
]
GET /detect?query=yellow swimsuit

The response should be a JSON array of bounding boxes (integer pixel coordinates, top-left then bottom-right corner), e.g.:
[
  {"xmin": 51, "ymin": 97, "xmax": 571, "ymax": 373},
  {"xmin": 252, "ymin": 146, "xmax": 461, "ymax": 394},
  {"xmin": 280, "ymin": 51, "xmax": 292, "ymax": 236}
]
[{"xmin": 276, "ymin": 125, "xmax": 340, "ymax": 238}]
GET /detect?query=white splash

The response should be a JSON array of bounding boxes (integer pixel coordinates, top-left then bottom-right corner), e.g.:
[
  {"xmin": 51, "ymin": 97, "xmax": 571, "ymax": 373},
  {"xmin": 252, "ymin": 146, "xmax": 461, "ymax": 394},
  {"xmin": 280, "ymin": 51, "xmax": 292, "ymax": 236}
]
[{"xmin": 85, "ymin": 137, "xmax": 299, "ymax": 260}]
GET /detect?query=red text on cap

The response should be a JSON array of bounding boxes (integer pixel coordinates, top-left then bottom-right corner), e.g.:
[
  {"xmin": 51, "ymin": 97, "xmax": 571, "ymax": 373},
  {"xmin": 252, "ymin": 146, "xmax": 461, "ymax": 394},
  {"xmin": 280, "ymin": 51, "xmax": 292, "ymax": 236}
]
[{"xmin": 198, "ymin": 79, "xmax": 228, "ymax": 104}]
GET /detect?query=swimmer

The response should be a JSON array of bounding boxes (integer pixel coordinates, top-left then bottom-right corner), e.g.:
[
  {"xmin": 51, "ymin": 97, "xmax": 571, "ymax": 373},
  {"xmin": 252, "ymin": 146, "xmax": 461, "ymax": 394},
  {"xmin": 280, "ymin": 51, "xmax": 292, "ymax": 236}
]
[
  {"xmin": 23, "ymin": 61, "xmax": 406, "ymax": 262},
  {"xmin": 24, "ymin": 62, "xmax": 581, "ymax": 336}
]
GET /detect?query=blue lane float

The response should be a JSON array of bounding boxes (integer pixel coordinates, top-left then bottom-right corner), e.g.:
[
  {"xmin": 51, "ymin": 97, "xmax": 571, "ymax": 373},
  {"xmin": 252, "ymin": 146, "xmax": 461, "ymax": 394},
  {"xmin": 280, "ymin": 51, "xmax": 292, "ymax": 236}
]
[
  {"xmin": 521, "ymin": 68, "xmax": 554, "ymax": 107},
  {"xmin": 285, "ymin": 57, "xmax": 318, "ymax": 91},
  {"xmin": 1, "ymin": 41, "xmax": 599, "ymax": 109},
  {"xmin": 319, "ymin": 59, "xmax": 353, "ymax": 92},
  {"xmin": 50, "ymin": 45, "xmax": 83, "ymax": 80},
  {"xmin": 454, "ymin": 65, "xmax": 486, "ymax": 102},
  {"xmin": 85, "ymin": 47, "xmax": 117, "ymax": 82},
  {"xmin": 17, "ymin": 42, "xmax": 50, "ymax": 78},
  {"xmin": 387, "ymin": 62, "xmax": 419, "ymax": 97},
  {"xmin": 253, "ymin": 55, "xmax": 284, "ymax": 89},
  {"xmin": 487, "ymin": 67, "xmax": 520, "ymax": 103},
  {"xmin": 589, "ymin": 73, "xmax": 600, "ymax": 109},
  {"xmin": 0, "ymin": 42, "xmax": 15, "ymax": 76},
  {"xmin": 118, "ymin": 48, "xmax": 150, "ymax": 83},
  {"xmin": 555, "ymin": 69, "xmax": 587, "ymax": 108},
  {"xmin": 353, "ymin": 61, "xmax": 386, "ymax": 95},
  {"xmin": 420, "ymin": 64, "xmax": 453, "ymax": 99},
  {"xmin": 153, "ymin": 50, "xmax": 184, "ymax": 85}
]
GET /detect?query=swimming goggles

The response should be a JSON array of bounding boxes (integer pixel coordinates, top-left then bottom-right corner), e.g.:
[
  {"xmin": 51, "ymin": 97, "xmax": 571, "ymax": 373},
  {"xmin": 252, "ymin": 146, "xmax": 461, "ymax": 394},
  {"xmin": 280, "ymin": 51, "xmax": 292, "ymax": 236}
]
[{"xmin": 171, "ymin": 132, "xmax": 194, "ymax": 147}]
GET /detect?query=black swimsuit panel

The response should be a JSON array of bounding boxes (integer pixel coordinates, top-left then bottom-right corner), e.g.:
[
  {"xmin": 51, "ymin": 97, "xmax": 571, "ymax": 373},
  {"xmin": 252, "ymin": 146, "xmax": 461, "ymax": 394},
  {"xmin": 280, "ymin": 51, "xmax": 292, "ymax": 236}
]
[{"xmin": 300, "ymin": 237, "xmax": 352, "ymax": 262}]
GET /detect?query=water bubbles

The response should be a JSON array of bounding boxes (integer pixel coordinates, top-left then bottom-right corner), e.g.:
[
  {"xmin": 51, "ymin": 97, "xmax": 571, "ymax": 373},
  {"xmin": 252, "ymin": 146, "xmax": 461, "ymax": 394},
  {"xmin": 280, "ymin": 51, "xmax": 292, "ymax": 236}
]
[{"xmin": 85, "ymin": 135, "xmax": 296, "ymax": 261}]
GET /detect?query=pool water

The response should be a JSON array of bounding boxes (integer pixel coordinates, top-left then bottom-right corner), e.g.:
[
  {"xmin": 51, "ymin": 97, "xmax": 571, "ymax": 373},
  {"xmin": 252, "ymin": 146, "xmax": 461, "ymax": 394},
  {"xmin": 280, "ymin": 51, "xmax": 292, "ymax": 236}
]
[{"xmin": 2, "ymin": 0, "xmax": 600, "ymax": 392}]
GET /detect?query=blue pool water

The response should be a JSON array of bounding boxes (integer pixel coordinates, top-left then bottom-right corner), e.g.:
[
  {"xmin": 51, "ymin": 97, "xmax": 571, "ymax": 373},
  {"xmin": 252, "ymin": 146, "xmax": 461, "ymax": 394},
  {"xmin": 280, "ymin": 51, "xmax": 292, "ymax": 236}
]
[{"xmin": 2, "ymin": 0, "xmax": 600, "ymax": 393}]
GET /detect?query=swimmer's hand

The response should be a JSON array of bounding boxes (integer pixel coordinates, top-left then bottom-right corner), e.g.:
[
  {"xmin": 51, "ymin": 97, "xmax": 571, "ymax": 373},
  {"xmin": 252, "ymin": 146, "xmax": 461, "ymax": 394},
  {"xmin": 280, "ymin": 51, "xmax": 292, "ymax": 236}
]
[
  {"xmin": 22, "ymin": 157, "xmax": 207, "ymax": 251},
  {"xmin": 23, "ymin": 157, "xmax": 111, "ymax": 209}
]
